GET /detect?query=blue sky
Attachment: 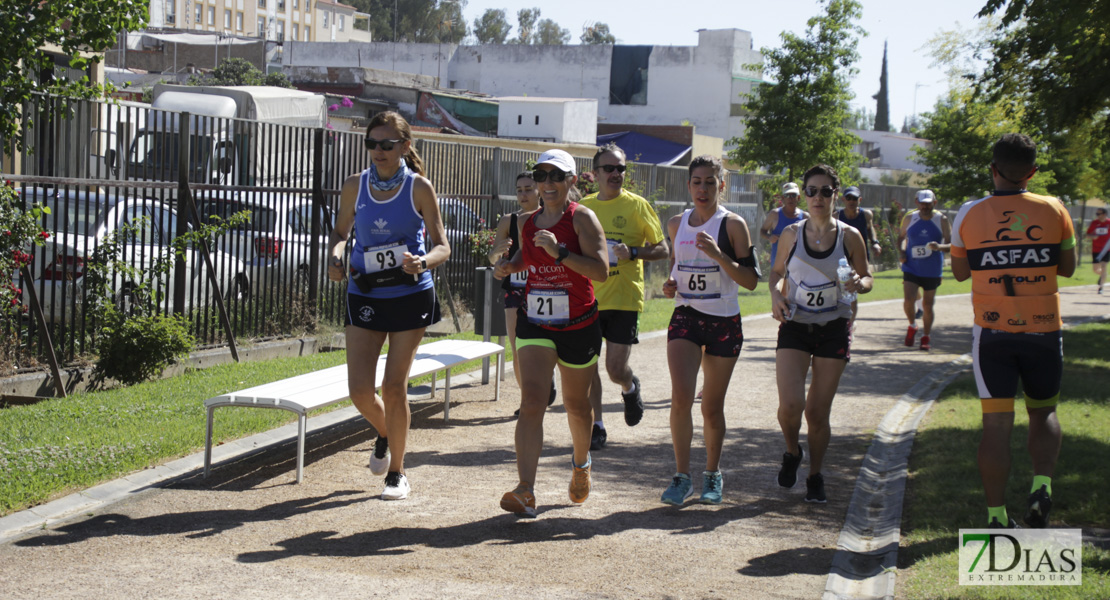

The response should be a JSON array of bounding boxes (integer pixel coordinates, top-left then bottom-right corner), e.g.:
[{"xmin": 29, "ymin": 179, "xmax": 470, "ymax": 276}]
[{"xmin": 459, "ymin": 0, "xmax": 987, "ymax": 130}]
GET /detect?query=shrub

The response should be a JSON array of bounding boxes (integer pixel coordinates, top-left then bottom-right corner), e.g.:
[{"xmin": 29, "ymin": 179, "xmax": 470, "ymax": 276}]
[{"xmin": 93, "ymin": 308, "xmax": 194, "ymax": 386}]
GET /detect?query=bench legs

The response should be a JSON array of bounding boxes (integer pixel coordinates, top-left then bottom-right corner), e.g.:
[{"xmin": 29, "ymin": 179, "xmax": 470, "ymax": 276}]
[
  {"xmin": 296, "ymin": 414, "xmax": 307, "ymax": 484},
  {"xmin": 444, "ymin": 370, "xmax": 451, "ymax": 421},
  {"xmin": 204, "ymin": 406, "xmax": 215, "ymax": 478}
]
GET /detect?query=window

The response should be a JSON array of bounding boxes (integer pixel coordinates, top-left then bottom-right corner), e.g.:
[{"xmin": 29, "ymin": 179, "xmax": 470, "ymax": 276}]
[
  {"xmin": 276, "ymin": 20, "xmax": 285, "ymax": 40},
  {"xmin": 303, "ymin": 27, "xmax": 310, "ymax": 41},
  {"xmin": 258, "ymin": 0, "xmax": 266, "ymax": 7},
  {"xmin": 292, "ymin": 23, "xmax": 299, "ymax": 39},
  {"xmin": 322, "ymin": 11, "xmax": 328, "ymax": 28},
  {"xmin": 305, "ymin": 1, "xmax": 311, "ymax": 11},
  {"xmin": 208, "ymin": 7, "xmax": 215, "ymax": 25},
  {"xmin": 257, "ymin": 16, "xmax": 265, "ymax": 36},
  {"xmin": 534, "ymin": 115, "xmax": 539, "ymax": 125},
  {"xmin": 339, "ymin": 15, "xmax": 344, "ymax": 31},
  {"xmin": 236, "ymin": 12, "xmax": 243, "ymax": 31},
  {"xmin": 293, "ymin": 0, "xmax": 298, "ymax": 9},
  {"xmin": 225, "ymin": 9, "xmax": 231, "ymax": 28},
  {"xmin": 278, "ymin": 0, "xmax": 285, "ymax": 10},
  {"xmin": 517, "ymin": 115, "xmax": 521, "ymax": 125},
  {"xmin": 195, "ymin": 5, "xmax": 203, "ymax": 24},
  {"xmin": 609, "ymin": 46, "xmax": 652, "ymax": 106}
]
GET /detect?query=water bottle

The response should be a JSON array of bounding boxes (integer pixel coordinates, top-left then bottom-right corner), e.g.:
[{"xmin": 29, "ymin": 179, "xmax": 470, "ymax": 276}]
[{"xmin": 837, "ymin": 257, "xmax": 857, "ymax": 303}]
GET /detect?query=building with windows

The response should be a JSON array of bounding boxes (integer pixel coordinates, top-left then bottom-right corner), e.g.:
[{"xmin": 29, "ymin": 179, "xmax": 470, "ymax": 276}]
[{"xmin": 145, "ymin": 0, "xmax": 370, "ymax": 43}]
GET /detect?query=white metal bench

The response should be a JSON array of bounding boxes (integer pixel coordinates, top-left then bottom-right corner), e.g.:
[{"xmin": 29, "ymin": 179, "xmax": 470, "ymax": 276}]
[{"xmin": 203, "ymin": 339, "xmax": 504, "ymax": 483}]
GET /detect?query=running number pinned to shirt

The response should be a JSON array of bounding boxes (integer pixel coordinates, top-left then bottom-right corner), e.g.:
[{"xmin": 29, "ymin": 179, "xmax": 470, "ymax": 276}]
[
  {"xmin": 606, "ymin": 239, "xmax": 620, "ymax": 267},
  {"xmin": 910, "ymin": 245, "xmax": 933, "ymax": 259},
  {"xmin": 676, "ymin": 264, "xmax": 722, "ymax": 299},
  {"xmin": 527, "ymin": 288, "xmax": 570, "ymax": 325},
  {"xmin": 509, "ymin": 269, "xmax": 528, "ymax": 288},
  {"xmin": 1096, "ymin": 227, "xmax": 1109, "ymax": 236},
  {"xmin": 364, "ymin": 242, "xmax": 407, "ymax": 273},
  {"xmin": 793, "ymin": 280, "xmax": 838, "ymax": 313}
]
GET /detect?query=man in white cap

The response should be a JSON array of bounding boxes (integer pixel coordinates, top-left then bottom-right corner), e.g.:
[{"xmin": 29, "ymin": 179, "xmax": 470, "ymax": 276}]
[
  {"xmin": 898, "ymin": 189, "xmax": 951, "ymax": 350},
  {"xmin": 761, "ymin": 182, "xmax": 808, "ymax": 269}
]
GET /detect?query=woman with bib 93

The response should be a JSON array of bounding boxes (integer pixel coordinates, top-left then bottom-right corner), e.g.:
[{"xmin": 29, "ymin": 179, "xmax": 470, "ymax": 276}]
[
  {"xmin": 493, "ymin": 149, "xmax": 609, "ymax": 518},
  {"xmin": 769, "ymin": 163, "xmax": 872, "ymax": 504},
  {"xmin": 327, "ymin": 111, "xmax": 450, "ymax": 501}
]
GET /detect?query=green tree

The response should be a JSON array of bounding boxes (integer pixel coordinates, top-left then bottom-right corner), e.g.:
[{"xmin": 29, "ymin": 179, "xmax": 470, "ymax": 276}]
[
  {"xmin": 349, "ymin": 0, "xmax": 467, "ymax": 43},
  {"xmin": 0, "ymin": 1, "xmax": 148, "ymax": 154},
  {"xmin": 976, "ymin": 0, "xmax": 1110, "ymax": 139},
  {"xmin": 188, "ymin": 58, "xmax": 293, "ymax": 88},
  {"xmin": 844, "ymin": 106, "xmax": 875, "ymax": 130},
  {"xmin": 728, "ymin": 0, "xmax": 865, "ymax": 206},
  {"xmin": 581, "ymin": 22, "xmax": 616, "ymax": 45},
  {"xmin": 473, "ymin": 8, "xmax": 511, "ymax": 44},
  {"xmin": 872, "ymin": 41, "xmax": 891, "ymax": 131},
  {"xmin": 536, "ymin": 19, "xmax": 570, "ymax": 45},
  {"xmin": 514, "ymin": 8, "xmax": 540, "ymax": 44}
]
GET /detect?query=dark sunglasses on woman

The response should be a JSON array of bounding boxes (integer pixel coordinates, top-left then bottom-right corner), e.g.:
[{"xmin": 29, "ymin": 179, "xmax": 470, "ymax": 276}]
[
  {"xmin": 532, "ymin": 169, "xmax": 569, "ymax": 183},
  {"xmin": 598, "ymin": 164, "xmax": 626, "ymax": 174},
  {"xmin": 804, "ymin": 186, "xmax": 837, "ymax": 198},
  {"xmin": 364, "ymin": 138, "xmax": 402, "ymax": 151}
]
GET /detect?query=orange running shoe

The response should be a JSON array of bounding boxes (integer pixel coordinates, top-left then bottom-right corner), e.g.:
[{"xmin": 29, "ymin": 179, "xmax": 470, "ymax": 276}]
[
  {"xmin": 500, "ymin": 484, "xmax": 537, "ymax": 518},
  {"xmin": 569, "ymin": 456, "xmax": 592, "ymax": 504}
]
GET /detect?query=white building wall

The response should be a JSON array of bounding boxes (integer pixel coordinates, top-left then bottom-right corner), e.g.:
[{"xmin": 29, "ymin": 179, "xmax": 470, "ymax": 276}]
[
  {"xmin": 283, "ymin": 29, "xmax": 762, "ymax": 143},
  {"xmin": 562, "ymin": 101, "xmax": 598, "ymax": 145}
]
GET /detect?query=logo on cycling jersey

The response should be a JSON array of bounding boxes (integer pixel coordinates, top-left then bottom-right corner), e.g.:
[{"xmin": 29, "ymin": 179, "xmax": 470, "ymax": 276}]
[
  {"xmin": 613, "ymin": 215, "xmax": 627, "ymax": 229},
  {"xmin": 981, "ymin": 211, "xmax": 1043, "ymax": 243},
  {"xmin": 988, "ymin": 275, "xmax": 1047, "ymax": 285},
  {"xmin": 1007, "ymin": 313, "xmax": 1028, "ymax": 326},
  {"xmin": 969, "ymin": 246, "xmax": 1057, "ymax": 270},
  {"xmin": 1033, "ymin": 313, "xmax": 1056, "ymax": 324},
  {"xmin": 982, "ymin": 311, "xmax": 1000, "ymax": 323}
]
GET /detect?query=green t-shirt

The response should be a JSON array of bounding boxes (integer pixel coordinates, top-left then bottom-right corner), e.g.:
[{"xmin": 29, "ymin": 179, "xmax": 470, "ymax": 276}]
[{"xmin": 581, "ymin": 189, "xmax": 665, "ymax": 312}]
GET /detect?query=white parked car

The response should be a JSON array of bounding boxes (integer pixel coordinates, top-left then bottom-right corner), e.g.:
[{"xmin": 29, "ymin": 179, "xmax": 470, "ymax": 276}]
[{"xmin": 21, "ymin": 188, "xmax": 248, "ymax": 323}]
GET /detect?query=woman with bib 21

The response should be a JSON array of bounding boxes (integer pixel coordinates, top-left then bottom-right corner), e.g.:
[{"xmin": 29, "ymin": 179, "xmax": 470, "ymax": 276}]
[
  {"xmin": 327, "ymin": 111, "xmax": 450, "ymax": 501},
  {"xmin": 660, "ymin": 155, "xmax": 760, "ymax": 506},
  {"xmin": 769, "ymin": 164, "xmax": 872, "ymax": 504},
  {"xmin": 493, "ymin": 149, "xmax": 609, "ymax": 517}
]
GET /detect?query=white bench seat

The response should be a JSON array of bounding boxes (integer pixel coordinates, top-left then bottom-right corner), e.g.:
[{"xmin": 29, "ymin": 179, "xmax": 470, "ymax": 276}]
[{"xmin": 203, "ymin": 339, "xmax": 504, "ymax": 482}]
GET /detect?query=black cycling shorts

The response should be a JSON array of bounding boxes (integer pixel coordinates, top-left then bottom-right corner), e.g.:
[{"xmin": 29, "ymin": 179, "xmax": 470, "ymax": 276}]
[
  {"xmin": 776, "ymin": 317, "xmax": 851, "ymax": 361},
  {"xmin": 346, "ymin": 287, "xmax": 441, "ymax": 332},
  {"xmin": 598, "ymin": 309, "xmax": 640, "ymax": 345}
]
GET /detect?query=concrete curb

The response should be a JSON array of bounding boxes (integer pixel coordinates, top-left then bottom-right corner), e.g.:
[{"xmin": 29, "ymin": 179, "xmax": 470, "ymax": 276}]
[{"xmin": 822, "ymin": 355, "xmax": 972, "ymax": 600}]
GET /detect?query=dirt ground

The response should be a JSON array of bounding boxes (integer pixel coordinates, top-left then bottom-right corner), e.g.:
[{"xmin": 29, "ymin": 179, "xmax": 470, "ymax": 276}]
[{"xmin": 0, "ymin": 288, "xmax": 1105, "ymax": 599}]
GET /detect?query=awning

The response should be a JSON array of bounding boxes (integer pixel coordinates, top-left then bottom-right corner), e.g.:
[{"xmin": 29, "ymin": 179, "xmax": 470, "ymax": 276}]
[
  {"xmin": 126, "ymin": 32, "xmax": 260, "ymax": 50},
  {"xmin": 597, "ymin": 131, "xmax": 691, "ymax": 166}
]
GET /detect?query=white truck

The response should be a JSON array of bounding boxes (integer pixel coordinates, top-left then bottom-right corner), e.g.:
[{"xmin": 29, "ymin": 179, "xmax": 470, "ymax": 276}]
[{"xmin": 121, "ymin": 84, "xmax": 328, "ymax": 188}]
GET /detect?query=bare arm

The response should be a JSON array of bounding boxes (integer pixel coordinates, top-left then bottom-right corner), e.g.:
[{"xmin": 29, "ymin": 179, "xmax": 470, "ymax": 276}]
[
  {"xmin": 1058, "ymin": 244, "xmax": 1077, "ymax": 278},
  {"xmin": 406, "ymin": 176, "xmax": 450, "ymax": 273},
  {"xmin": 927, "ymin": 213, "xmax": 953, "ymax": 254},
  {"xmin": 568, "ymin": 206, "xmax": 610, "ymax": 282},
  {"xmin": 761, "ymin": 209, "xmax": 779, "ymax": 243},
  {"xmin": 717, "ymin": 215, "xmax": 759, "ymax": 291},
  {"xmin": 897, "ymin": 212, "xmax": 912, "ymax": 263},
  {"xmin": 326, "ymin": 174, "xmax": 361, "ymax": 281},
  {"xmin": 843, "ymin": 227, "xmax": 874, "ymax": 294},
  {"xmin": 768, "ymin": 224, "xmax": 798, "ymax": 322},
  {"xmin": 864, "ymin": 208, "xmax": 882, "ymax": 254},
  {"xmin": 487, "ymin": 213, "xmax": 513, "ymax": 266},
  {"xmin": 661, "ymin": 215, "xmax": 681, "ymax": 299}
]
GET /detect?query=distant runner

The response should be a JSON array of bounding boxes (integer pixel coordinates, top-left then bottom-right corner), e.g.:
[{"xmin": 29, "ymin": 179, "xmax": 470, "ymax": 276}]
[
  {"xmin": 898, "ymin": 190, "xmax": 951, "ymax": 350},
  {"xmin": 1087, "ymin": 207, "xmax": 1109, "ymax": 294},
  {"xmin": 761, "ymin": 182, "xmax": 808, "ymax": 271}
]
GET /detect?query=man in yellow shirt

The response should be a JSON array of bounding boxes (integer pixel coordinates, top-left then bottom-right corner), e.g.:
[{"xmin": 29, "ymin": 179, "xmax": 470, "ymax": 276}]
[{"xmin": 581, "ymin": 143, "xmax": 668, "ymax": 449}]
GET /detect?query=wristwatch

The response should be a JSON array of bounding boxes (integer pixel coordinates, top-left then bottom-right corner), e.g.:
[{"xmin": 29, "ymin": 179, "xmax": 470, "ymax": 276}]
[
  {"xmin": 629, "ymin": 247, "xmax": 639, "ymax": 260},
  {"xmin": 420, "ymin": 258, "xmax": 428, "ymax": 271},
  {"xmin": 555, "ymin": 246, "xmax": 570, "ymax": 264}
]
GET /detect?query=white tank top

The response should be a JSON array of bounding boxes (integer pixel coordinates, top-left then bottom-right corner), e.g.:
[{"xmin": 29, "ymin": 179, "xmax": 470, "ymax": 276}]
[
  {"xmin": 670, "ymin": 207, "xmax": 740, "ymax": 317},
  {"xmin": 784, "ymin": 219, "xmax": 853, "ymax": 324}
]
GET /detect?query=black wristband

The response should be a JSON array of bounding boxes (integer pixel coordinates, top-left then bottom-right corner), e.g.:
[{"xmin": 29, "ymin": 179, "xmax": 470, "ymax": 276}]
[
  {"xmin": 629, "ymin": 247, "xmax": 639, "ymax": 260},
  {"xmin": 555, "ymin": 245, "xmax": 570, "ymax": 264}
]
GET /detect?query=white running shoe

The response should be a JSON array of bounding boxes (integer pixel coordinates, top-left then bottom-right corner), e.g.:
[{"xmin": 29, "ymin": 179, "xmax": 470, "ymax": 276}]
[
  {"xmin": 369, "ymin": 436, "xmax": 390, "ymax": 476},
  {"xmin": 381, "ymin": 471, "xmax": 409, "ymax": 500}
]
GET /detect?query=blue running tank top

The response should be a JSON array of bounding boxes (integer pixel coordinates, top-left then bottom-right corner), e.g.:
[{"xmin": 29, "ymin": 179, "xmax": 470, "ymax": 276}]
[
  {"xmin": 837, "ymin": 208, "xmax": 872, "ymax": 259},
  {"xmin": 349, "ymin": 168, "xmax": 433, "ymax": 299},
  {"xmin": 770, "ymin": 207, "xmax": 806, "ymax": 267},
  {"xmin": 901, "ymin": 211, "xmax": 944, "ymax": 278}
]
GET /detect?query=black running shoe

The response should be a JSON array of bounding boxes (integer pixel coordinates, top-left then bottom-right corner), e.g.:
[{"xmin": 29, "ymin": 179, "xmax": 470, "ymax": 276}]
[
  {"xmin": 1024, "ymin": 485, "xmax": 1053, "ymax": 528},
  {"xmin": 804, "ymin": 473, "xmax": 827, "ymax": 503},
  {"xmin": 777, "ymin": 444, "xmax": 804, "ymax": 488},
  {"xmin": 590, "ymin": 424, "xmax": 607, "ymax": 450},
  {"xmin": 622, "ymin": 375, "xmax": 644, "ymax": 426},
  {"xmin": 988, "ymin": 517, "xmax": 1020, "ymax": 529}
]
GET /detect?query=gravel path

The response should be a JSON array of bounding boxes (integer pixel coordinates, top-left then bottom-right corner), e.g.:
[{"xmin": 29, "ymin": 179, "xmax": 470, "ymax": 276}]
[{"xmin": 1, "ymin": 287, "xmax": 1104, "ymax": 599}]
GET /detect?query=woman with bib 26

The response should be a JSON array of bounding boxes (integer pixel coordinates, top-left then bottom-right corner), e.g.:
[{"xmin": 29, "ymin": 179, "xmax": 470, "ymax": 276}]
[
  {"xmin": 327, "ymin": 111, "xmax": 450, "ymax": 501},
  {"xmin": 769, "ymin": 163, "xmax": 872, "ymax": 504},
  {"xmin": 493, "ymin": 150, "xmax": 609, "ymax": 518}
]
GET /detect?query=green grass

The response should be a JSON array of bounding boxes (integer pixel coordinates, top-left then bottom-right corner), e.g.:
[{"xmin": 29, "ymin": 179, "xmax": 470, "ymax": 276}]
[
  {"xmin": 639, "ymin": 265, "xmax": 1100, "ymax": 334},
  {"xmin": 897, "ymin": 322, "xmax": 1110, "ymax": 599}
]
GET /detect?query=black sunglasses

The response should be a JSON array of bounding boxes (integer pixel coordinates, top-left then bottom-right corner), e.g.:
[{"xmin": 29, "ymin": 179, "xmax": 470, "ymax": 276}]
[
  {"xmin": 364, "ymin": 138, "xmax": 402, "ymax": 151},
  {"xmin": 532, "ymin": 169, "xmax": 569, "ymax": 183},
  {"xmin": 598, "ymin": 164, "xmax": 627, "ymax": 174},
  {"xmin": 804, "ymin": 186, "xmax": 837, "ymax": 198}
]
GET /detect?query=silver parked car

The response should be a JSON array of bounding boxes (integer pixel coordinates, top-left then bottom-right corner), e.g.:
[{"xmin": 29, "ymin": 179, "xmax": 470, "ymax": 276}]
[{"xmin": 21, "ymin": 188, "xmax": 248, "ymax": 322}]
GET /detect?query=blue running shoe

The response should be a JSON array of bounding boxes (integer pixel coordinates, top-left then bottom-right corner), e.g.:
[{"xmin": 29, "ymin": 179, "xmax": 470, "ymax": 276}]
[
  {"xmin": 661, "ymin": 473, "xmax": 693, "ymax": 506},
  {"xmin": 700, "ymin": 470, "xmax": 723, "ymax": 504}
]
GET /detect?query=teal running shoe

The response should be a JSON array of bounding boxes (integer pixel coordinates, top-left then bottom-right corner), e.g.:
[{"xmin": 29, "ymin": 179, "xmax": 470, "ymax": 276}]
[
  {"xmin": 661, "ymin": 472, "xmax": 693, "ymax": 506},
  {"xmin": 700, "ymin": 470, "xmax": 723, "ymax": 504}
]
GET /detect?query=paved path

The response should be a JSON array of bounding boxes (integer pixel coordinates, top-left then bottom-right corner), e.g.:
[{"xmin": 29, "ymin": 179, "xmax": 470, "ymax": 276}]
[{"xmin": 0, "ymin": 288, "xmax": 1105, "ymax": 599}]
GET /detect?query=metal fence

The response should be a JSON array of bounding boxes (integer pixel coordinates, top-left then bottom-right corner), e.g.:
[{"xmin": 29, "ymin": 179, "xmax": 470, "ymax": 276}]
[{"xmin": 3, "ymin": 92, "xmax": 955, "ymax": 369}]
